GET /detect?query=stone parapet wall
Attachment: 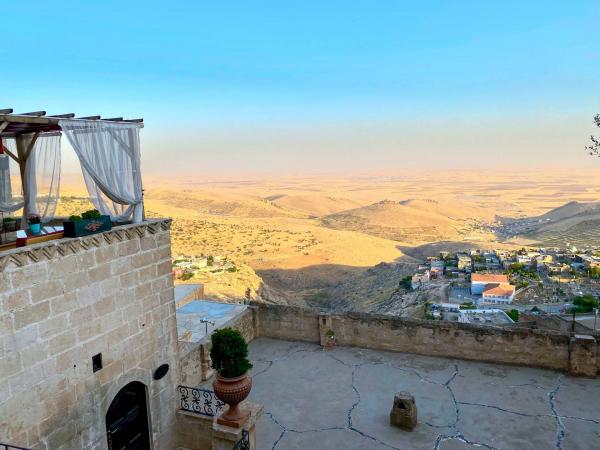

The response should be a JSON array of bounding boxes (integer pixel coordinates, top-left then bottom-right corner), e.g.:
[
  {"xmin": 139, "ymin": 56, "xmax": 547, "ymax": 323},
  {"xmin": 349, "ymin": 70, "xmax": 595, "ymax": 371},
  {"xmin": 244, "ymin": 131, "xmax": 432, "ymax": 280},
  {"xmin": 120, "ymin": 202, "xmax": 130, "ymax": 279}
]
[
  {"xmin": 1, "ymin": 219, "xmax": 180, "ymax": 449},
  {"xmin": 175, "ymin": 410, "xmax": 213, "ymax": 450},
  {"xmin": 520, "ymin": 311, "xmax": 595, "ymax": 335},
  {"xmin": 252, "ymin": 303, "xmax": 598, "ymax": 377},
  {"xmin": 253, "ymin": 303, "xmax": 321, "ymax": 343}
]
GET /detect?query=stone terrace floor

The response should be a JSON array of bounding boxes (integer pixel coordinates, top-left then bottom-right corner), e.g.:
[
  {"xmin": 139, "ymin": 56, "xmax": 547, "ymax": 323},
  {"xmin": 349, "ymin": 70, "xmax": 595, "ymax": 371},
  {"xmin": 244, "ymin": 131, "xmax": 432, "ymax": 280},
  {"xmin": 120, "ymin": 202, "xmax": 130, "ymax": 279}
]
[{"xmin": 239, "ymin": 338, "xmax": 600, "ymax": 450}]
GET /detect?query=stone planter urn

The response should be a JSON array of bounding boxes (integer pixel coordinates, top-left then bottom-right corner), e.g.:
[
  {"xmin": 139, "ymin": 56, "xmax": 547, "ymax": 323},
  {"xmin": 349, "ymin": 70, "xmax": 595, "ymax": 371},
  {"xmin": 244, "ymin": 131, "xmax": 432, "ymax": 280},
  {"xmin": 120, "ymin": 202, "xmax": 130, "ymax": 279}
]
[
  {"xmin": 324, "ymin": 330, "xmax": 336, "ymax": 349},
  {"xmin": 213, "ymin": 373, "xmax": 252, "ymax": 427}
]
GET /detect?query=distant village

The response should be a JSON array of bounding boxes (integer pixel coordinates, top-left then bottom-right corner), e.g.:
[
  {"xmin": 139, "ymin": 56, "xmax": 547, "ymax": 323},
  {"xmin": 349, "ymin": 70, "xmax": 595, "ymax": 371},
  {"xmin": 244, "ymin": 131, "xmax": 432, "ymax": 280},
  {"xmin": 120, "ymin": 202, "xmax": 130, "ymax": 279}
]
[
  {"xmin": 408, "ymin": 246, "xmax": 600, "ymax": 328},
  {"xmin": 172, "ymin": 254, "xmax": 237, "ymax": 280}
]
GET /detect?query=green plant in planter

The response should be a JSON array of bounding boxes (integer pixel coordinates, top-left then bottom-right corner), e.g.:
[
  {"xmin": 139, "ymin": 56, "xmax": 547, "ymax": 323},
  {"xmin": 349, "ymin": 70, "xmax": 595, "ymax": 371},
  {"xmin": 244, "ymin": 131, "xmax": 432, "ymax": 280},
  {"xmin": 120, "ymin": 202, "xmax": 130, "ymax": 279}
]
[
  {"xmin": 63, "ymin": 209, "xmax": 111, "ymax": 238},
  {"xmin": 210, "ymin": 328, "xmax": 253, "ymax": 378},
  {"xmin": 326, "ymin": 329, "xmax": 335, "ymax": 338},
  {"xmin": 27, "ymin": 214, "xmax": 41, "ymax": 225},
  {"xmin": 81, "ymin": 209, "xmax": 101, "ymax": 219},
  {"xmin": 68, "ymin": 209, "xmax": 101, "ymax": 222},
  {"xmin": 2, "ymin": 216, "xmax": 17, "ymax": 231}
]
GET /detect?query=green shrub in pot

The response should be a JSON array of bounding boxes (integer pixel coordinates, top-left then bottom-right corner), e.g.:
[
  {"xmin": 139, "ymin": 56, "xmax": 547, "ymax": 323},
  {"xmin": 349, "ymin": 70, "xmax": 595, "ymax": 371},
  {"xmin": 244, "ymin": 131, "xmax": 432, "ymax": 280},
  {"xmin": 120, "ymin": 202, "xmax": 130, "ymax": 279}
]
[{"xmin": 210, "ymin": 328, "xmax": 253, "ymax": 377}]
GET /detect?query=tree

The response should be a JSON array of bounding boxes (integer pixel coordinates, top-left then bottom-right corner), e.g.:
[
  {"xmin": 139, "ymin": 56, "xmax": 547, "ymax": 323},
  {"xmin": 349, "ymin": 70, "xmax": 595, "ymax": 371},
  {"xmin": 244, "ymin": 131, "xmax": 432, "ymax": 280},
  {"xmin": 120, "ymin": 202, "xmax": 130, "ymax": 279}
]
[
  {"xmin": 586, "ymin": 114, "xmax": 600, "ymax": 157},
  {"xmin": 571, "ymin": 294, "xmax": 599, "ymax": 313},
  {"xmin": 180, "ymin": 271, "xmax": 194, "ymax": 281},
  {"xmin": 506, "ymin": 309, "xmax": 519, "ymax": 322},
  {"xmin": 400, "ymin": 275, "xmax": 412, "ymax": 290}
]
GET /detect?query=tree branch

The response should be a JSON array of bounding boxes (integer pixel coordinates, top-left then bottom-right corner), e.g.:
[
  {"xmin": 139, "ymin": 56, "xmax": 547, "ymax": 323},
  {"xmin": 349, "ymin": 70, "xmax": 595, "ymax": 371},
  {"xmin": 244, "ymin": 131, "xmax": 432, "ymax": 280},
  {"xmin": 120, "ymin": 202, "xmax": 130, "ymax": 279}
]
[{"xmin": 586, "ymin": 114, "xmax": 600, "ymax": 157}]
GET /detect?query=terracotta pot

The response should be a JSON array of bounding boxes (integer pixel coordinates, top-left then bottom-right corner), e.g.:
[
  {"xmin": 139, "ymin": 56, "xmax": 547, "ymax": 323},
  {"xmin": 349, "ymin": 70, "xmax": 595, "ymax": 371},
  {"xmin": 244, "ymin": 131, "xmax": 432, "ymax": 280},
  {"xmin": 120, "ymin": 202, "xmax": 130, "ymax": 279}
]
[{"xmin": 213, "ymin": 372, "xmax": 252, "ymax": 427}]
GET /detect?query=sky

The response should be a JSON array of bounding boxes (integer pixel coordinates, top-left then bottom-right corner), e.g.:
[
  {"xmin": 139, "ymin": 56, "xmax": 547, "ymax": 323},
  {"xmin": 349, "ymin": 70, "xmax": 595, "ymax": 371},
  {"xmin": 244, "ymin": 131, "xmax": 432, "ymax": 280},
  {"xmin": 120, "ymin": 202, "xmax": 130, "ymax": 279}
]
[{"xmin": 2, "ymin": 1, "xmax": 599, "ymax": 174}]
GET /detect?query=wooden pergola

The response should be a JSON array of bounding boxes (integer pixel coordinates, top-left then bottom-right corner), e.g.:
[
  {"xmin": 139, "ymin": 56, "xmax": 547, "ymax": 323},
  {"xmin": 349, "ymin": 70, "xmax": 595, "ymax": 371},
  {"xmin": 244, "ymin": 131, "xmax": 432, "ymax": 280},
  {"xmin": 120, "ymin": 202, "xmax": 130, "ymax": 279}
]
[
  {"xmin": 0, "ymin": 108, "xmax": 145, "ymax": 233},
  {"xmin": 0, "ymin": 108, "xmax": 143, "ymax": 154}
]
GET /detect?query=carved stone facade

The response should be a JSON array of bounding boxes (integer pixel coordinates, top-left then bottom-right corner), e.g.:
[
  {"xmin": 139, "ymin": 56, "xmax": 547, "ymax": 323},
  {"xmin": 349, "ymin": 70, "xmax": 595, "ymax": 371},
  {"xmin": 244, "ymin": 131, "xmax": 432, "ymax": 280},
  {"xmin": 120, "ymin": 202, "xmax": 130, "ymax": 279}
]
[{"xmin": 0, "ymin": 219, "xmax": 180, "ymax": 449}]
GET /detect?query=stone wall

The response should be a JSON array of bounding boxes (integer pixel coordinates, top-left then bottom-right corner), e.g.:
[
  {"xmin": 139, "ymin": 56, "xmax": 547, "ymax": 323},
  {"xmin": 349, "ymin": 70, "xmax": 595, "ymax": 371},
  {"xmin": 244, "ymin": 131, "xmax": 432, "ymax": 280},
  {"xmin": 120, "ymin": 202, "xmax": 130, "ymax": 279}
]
[
  {"xmin": 175, "ymin": 411, "xmax": 213, "ymax": 450},
  {"xmin": 175, "ymin": 401, "xmax": 263, "ymax": 450},
  {"xmin": 520, "ymin": 311, "xmax": 594, "ymax": 334},
  {"xmin": 0, "ymin": 220, "xmax": 180, "ymax": 449},
  {"xmin": 253, "ymin": 303, "xmax": 598, "ymax": 376},
  {"xmin": 254, "ymin": 303, "xmax": 320, "ymax": 343}
]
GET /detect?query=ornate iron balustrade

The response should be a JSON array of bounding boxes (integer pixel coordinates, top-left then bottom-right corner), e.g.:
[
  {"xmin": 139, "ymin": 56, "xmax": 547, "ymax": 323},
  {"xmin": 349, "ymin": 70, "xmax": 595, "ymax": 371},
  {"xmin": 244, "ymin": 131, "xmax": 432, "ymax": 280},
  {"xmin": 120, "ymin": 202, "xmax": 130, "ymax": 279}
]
[
  {"xmin": 1, "ymin": 444, "xmax": 30, "ymax": 450},
  {"xmin": 231, "ymin": 430, "xmax": 250, "ymax": 450},
  {"xmin": 178, "ymin": 385, "xmax": 225, "ymax": 417}
]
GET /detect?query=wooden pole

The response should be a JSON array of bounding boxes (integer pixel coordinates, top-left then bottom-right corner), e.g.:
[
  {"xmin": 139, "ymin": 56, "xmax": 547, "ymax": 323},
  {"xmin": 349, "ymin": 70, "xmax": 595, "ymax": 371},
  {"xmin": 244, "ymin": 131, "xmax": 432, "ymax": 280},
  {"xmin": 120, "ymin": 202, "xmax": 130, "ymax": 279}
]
[{"xmin": 15, "ymin": 132, "xmax": 40, "ymax": 227}]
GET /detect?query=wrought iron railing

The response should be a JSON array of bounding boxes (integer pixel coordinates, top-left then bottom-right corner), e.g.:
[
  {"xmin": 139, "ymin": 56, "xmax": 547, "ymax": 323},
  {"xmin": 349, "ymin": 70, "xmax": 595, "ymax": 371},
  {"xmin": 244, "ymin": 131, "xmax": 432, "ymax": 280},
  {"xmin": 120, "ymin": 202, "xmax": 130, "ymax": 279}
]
[
  {"xmin": 178, "ymin": 385, "xmax": 225, "ymax": 417},
  {"xmin": 0, "ymin": 444, "xmax": 30, "ymax": 450},
  {"xmin": 231, "ymin": 430, "xmax": 250, "ymax": 450}
]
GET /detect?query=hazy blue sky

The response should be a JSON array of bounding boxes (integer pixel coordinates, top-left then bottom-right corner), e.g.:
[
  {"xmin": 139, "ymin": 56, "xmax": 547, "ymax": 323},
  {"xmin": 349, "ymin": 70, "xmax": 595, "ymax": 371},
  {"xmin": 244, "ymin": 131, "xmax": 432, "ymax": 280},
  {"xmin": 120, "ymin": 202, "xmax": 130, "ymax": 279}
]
[{"xmin": 2, "ymin": 1, "xmax": 599, "ymax": 173}]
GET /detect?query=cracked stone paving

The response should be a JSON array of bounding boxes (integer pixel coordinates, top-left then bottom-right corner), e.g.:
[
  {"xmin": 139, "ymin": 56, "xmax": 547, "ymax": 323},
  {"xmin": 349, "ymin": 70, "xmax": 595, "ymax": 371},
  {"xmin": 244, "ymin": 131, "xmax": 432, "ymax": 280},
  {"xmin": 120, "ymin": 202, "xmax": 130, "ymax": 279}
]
[{"xmin": 203, "ymin": 338, "xmax": 600, "ymax": 450}]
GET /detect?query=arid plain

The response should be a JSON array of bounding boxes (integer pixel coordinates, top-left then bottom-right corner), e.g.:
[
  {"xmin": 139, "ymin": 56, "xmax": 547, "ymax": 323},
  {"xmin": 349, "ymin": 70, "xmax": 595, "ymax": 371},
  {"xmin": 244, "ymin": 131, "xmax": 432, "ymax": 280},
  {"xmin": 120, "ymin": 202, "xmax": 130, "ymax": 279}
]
[{"xmin": 57, "ymin": 169, "xmax": 600, "ymax": 312}]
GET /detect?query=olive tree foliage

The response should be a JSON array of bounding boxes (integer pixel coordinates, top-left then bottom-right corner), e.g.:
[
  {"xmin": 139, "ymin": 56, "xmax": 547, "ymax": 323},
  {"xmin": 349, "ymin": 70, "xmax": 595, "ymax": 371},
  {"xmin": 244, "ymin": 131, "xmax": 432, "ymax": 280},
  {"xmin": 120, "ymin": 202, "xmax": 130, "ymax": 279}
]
[{"xmin": 586, "ymin": 114, "xmax": 600, "ymax": 157}]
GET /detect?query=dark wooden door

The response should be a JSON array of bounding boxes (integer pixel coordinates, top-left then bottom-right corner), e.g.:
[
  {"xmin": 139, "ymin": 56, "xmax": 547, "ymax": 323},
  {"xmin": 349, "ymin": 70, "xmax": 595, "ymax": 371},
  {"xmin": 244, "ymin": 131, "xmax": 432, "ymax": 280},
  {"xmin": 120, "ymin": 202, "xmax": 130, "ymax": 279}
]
[{"xmin": 106, "ymin": 381, "xmax": 151, "ymax": 450}]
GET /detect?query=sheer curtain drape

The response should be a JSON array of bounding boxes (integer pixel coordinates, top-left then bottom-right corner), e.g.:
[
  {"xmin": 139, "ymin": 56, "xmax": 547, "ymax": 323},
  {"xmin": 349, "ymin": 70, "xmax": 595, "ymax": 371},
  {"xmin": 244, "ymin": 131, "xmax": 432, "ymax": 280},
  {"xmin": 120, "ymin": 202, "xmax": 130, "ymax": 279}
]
[
  {"xmin": 59, "ymin": 119, "xmax": 143, "ymax": 223},
  {"xmin": 24, "ymin": 135, "xmax": 61, "ymax": 223},
  {"xmin": 2, "ymin": 135, "xmax": 60, "ymax": 225},
  {"xmin": 0, "ymin": 140, "xmax": 23, "ymax": 212}
]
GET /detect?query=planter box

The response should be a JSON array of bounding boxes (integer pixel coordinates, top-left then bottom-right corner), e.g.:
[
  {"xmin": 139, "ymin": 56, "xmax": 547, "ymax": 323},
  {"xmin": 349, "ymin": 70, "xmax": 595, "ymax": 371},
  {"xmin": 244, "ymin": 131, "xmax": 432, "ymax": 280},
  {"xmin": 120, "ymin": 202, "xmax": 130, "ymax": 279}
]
[
  {"xmin": 2, "ymin": 220, "xmax": 18, "ymax": 232},
  {"xmin": 63, "ymin": 215, "xmax": 112, "ymax": 238}
]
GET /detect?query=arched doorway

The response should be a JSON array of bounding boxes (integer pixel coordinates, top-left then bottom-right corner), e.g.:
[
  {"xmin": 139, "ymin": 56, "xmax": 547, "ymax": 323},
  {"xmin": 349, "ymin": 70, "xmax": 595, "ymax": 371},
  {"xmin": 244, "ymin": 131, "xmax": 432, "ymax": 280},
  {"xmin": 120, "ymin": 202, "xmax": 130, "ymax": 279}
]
[{"xmin": 106, "ymin": 381, "xmax": 151, "ymax": 450}]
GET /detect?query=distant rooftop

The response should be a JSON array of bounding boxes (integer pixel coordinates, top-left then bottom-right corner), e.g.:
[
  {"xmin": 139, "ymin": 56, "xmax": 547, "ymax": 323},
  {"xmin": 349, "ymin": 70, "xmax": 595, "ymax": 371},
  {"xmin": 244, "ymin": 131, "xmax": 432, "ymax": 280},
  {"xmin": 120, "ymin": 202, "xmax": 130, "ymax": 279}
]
[
  {"xmin": 472, "ymin": 273, "xmax": 508, "ymax": 283},
  {"xmin": 174, "ymin": 283, "xmax": 204, "ymax": 304},
  {"xmin": 176, "ymin": 299, "xmax": 247, "ymax": 342},
  {"xmin": 483, "ymin": 282, "xmax": 515, "ymax": 296}
]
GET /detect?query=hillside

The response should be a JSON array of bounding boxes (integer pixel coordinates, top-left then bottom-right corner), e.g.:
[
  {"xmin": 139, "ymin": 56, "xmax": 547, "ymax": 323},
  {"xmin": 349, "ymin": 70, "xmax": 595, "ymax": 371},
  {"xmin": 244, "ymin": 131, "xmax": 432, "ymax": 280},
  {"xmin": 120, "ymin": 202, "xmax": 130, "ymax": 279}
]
[
  {"xmin": 536, "ymin": 201, "xmax": 600, "ymax": 222},
  {"xmin": 321, "ymin": 199, "xmax": 495, "ymax": 244},
  {"xmin": 518, "ymin": 201, "xmax": 600, "ymax": 248},
  {"xmin": 266, "ymin": 193, "xmax": 363, "ymax": 217},
  {"xmin": 57, "ymin": 170, "xmax": 600, "ymax": 311},
  {"xmin": 146, "ymin": 189, "xmax": 298, "ymax": 219}
]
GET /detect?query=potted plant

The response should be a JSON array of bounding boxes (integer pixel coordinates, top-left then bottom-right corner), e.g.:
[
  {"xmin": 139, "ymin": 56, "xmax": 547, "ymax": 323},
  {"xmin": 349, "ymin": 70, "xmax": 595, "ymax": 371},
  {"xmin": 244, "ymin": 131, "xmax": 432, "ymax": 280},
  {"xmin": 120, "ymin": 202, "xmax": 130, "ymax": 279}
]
[
  {"xmin": 210, "ymin": 328, "xmax": 253, "ymax": 427},
  {"xmin": 2, "ymin": 216, "xmax": 17, "ymax": 232},
  {"xmin": 325, "ymin": 329, "xmax": 336, "ymax": 348},
  {"xmin": 63, "ymin": 209, "xmax": 112, "ymax": 238},
  {"xmin": 27, "ymin": 214, "xmax": 41, "ymax": 235}
]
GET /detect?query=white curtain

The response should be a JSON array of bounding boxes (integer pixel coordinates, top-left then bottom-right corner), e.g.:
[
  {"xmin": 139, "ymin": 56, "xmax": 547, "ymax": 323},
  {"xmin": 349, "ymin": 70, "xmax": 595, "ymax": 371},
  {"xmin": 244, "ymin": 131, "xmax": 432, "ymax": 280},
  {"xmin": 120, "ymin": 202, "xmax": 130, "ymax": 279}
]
[
  {"xmin": 26, "ymin": 135, "xmax": 61, "ymax": 223},
  {"xmin": 59, "ymin": 119, "xmax": 143, "ymax": 223},
  {"xmin": 12, "ymin": 134, "xmax": 61, "ymax": 225},
  {"xmin": 0, "ymin": 146, "xmax": 24, "ymax": 212}
]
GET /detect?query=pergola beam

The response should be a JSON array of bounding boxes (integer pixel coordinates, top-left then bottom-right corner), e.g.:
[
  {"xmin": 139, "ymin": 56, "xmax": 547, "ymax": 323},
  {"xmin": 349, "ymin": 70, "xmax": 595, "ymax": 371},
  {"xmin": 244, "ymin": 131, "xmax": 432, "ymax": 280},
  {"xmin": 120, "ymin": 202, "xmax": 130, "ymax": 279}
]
[
  {"xmin": 19, "ymin": 111, "xmax": 46, "ymax": 116},
  {"xmin": 0, "ymin": 112, "xmax": 144, "ymax": 138},
  {"xmin": 48, "ymin": 113, "xmax": 76, "ymax": 118},
  {"xmin": 0, "ymin": 114, "xmax": 59, "ymax": 125}
]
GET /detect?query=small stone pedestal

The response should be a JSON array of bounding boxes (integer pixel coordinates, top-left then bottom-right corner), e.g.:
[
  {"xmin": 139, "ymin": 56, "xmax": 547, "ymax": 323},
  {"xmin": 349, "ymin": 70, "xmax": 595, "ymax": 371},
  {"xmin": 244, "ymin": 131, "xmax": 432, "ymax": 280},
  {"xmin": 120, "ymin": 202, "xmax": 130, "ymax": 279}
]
[
  {"xmin": 212, "ymin": 401, "xmax": 263, "ymax": 450},
  {"xmin": 390, "ymin": 392, "xmax": 417, "ymax": 431},
  {"xmin": 569, "ymin": 334, "xmax": 598, "ymax": 377}
]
